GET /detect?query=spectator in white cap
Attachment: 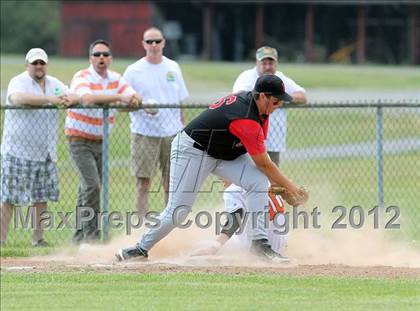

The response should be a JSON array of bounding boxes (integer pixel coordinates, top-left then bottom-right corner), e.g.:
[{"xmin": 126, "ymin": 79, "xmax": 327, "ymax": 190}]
[
  {"xmin": 25, "ymin": 48, "xmax": 49, "ymax": 64},
  {"xmin": 0, "ymin": 48, "xmax": 79, "ymax": 247}
]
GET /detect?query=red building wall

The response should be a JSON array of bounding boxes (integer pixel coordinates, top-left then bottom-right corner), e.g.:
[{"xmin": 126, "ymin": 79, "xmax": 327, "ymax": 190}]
[{"xmin": 60, "ymin": 1, "xmax": 153, "ymax": 57}]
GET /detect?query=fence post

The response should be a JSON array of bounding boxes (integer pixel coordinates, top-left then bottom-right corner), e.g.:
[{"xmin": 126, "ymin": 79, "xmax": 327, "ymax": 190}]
[
  {"xmin": 376, "ymin": 103, "xmax": 384, "ymax": 209},
  {"xmin": 101, "ymin": 108, "xmax": 110, "ymax": 241}
]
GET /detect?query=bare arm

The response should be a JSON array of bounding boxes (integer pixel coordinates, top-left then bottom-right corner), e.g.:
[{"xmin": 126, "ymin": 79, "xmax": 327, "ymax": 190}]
[
  {"xmin": 291, "ymin": 91, "xmax": 308, "ymax": 105},
  {"xmin": 190, "ymin": 233, "xmax": 229, "ymax": 256},
  {"xmin": 215, "ymin": 233, "xmax": 230, "ymax": 245},
  {"xmin": 250, "ymin": 152, "xmax": 299, "ymax": 193},
  {"xmin": 9, "ymin": 93, "xmax": 64, "ymax": 107},
  {"xmin": 117, "ymin": 94, "xmax": 142, "ymax": 112},
  {"xmin": 63, "ymin": 93, "xmax": 81, "ymax": 107},
  {"xmin": 80, "ymin": 94, "xmax": 125, "ymax": 106},
  {"xmin": 190, "ymin": 210, "xmax": 241, "ymax": 256},
  {"xmin": 81, "ymin": 93, "xmax": 142, "ymax": 110}
]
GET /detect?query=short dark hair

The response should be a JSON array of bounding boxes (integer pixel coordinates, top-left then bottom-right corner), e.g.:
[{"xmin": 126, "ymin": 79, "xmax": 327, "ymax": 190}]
[{"xmin": 89, "ymin": 39, "xmax": 111, "ymax": 55}]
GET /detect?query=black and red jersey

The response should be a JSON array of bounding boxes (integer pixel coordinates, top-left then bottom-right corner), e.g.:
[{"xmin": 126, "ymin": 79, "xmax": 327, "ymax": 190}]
[{"xmin": 184, "ymin": 91, "xmax": 269, "ymax": 160}]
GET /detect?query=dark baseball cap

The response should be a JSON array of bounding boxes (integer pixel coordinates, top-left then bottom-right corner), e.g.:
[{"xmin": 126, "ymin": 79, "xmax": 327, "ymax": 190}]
[{"xmin": 254, "ymin": 74, "xmax": 293, "ymax": 102}]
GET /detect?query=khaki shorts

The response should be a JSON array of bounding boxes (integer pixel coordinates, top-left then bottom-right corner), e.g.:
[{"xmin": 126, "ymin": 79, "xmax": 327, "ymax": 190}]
[{"xmin": 131, "ymin": 133, "xmax": 174, "ymax": 178}]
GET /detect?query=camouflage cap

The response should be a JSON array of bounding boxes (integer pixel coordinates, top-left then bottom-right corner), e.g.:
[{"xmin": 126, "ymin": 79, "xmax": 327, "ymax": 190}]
[{"xmin": 256, "ymin": 46, "xmax": 278, "ymax": 62}]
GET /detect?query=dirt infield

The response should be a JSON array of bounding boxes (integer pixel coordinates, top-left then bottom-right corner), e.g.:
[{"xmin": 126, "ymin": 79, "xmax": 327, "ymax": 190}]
[
  {"xmin": 2, "ymin": 258, "xmax": 420, "ymax": 279},
  {"xmin": 1, "ymin": 226, "xmax": 420, "ymax": 278}
]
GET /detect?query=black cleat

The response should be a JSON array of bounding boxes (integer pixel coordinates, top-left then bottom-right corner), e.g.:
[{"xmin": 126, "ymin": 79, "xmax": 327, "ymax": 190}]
[
  {"xmin": 250, "ymin": 239, "xmax": 289, "ymax": 263},
  {"xmin": 115, "ymin": 244, "xmax": 148, "ymax": 261}
]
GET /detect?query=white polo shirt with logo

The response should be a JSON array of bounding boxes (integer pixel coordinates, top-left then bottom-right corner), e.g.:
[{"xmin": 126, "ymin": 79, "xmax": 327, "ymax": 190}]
[
  {"xmin": 123, "ymin": 56, "xmax": 189, "ymax": 137},
  {"xmin": 1, "ymin": 71, "xmax": 68, "ymax": 162}
]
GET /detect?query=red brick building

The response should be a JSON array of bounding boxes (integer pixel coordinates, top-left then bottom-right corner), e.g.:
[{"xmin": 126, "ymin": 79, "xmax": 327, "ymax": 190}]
[
  {"xmin": 59, "ymin": 1, "xmax": 419, "ymax": 64},
  {"xmin": 60, "ymin": 1, "xmax": 153, "ymax": 57}
]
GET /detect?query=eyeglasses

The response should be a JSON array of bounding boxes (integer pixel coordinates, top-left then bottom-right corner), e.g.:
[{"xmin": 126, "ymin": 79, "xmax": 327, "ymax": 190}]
[
  {"xmin": 91, "ymin": 51, "xmax": 111, "ymax": 57},
  {"xmin": 30, "ymin": 60, "xmax": 46, "ymax": 66},
  {"xmin": 144, "ymin": 39, "xmax": 163, "ymax": 45}
]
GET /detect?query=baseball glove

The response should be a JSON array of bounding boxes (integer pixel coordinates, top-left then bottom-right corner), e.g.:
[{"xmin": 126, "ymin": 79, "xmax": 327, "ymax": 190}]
[
  {"xmin": 268, "ymin": 191, "xmax": 285, "ymax": 220},
  {"xmin": 269, "ymin": 185, "xmax": 309, "ymax": 207}
]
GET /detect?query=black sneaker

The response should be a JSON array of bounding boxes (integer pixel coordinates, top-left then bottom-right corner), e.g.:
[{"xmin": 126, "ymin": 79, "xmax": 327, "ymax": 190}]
[
  {"xmin": 250, "ymin": 239, "xmax": 289, "ymax": 263},
  {"xmin": 115, "ymin": 244, "xmax": 148, "ymax": 261},
  {"xmin": 32, "ymin": 239, "xmax": 50, "ymax": 247}
]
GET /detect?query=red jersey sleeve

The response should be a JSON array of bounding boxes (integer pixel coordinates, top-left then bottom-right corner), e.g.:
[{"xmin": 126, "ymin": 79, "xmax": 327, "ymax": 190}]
[{"xmin": 229, "ymin": 119, "xmax": 266, "ymax": 155}]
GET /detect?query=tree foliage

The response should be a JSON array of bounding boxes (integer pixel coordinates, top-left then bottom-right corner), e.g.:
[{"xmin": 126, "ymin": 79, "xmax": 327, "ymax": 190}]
[{"xmin": 1, "ymin": 1, "xmax": 60, "ymax": 54}]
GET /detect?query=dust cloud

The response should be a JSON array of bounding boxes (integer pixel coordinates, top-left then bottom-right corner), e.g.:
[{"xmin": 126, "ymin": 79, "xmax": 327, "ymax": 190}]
[{"xmin": 40, "ymin": 215, "xmax": 420, "ymax": 268}]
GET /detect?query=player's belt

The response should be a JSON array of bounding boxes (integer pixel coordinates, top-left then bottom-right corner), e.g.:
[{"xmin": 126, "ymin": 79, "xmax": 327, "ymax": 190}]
[
  {"xmin": 67, "ymin": 136, "xmax": 102, "ymax": 144},
  {"xmin": 184, "ymin": 130, "xmax": 206, "ymax": 151},
  {"xmin": 193, "ymin": 142, "xmax": 206, "ymax": 151}
]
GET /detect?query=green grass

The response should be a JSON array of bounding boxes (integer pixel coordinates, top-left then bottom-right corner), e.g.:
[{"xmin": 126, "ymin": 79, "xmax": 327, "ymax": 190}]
[
  {"xmin": 1, "ymin": 109, "xmax": 419, "ymax": 256},
  {"xmin": 181, "ymin": 62, "xmax": 420, "ymax": 90},
  {"xmin": 1, "ymin": 150, "xmax": 418, "ymax": 257},
  {"xmin": 1, "ymin": 272, "xmax": 419, "ymax": 311},
  {"xmin": 1, "ymin": 56, "xmax": 419, "ymax": 256},
  {"xmin": 1, "ymin": 55, "xmax": 420, "ymax": 90}
]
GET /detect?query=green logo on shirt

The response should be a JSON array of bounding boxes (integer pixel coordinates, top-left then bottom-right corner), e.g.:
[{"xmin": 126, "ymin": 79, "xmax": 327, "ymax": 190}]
[
  {"xmin": 166, "ymin": 71, "xmax": 175, "ymax": 82},
  {"xmin": 54, "ymin": 87, "xmax": 61, "ymax": 96}
]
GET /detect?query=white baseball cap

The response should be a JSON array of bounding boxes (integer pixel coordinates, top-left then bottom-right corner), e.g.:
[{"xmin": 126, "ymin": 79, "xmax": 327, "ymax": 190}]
[{"xmin": 25, "ymin": 48, "xmax": 48, "ymax": 63}]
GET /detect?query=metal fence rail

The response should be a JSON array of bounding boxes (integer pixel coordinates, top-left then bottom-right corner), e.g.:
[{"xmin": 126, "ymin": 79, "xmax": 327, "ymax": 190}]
[{"xmin": 1, "ymin": 101, "xmax": 419, "ymax": 248}]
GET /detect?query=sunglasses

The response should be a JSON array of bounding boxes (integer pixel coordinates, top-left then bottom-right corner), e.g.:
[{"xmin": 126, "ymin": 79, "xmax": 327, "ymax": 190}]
[
  {"xmin": 144, "ymin": 39, "xmax": 163, "ymax": 45},
  {"xmin": 91, "ymin": 51, "xmax": 111, "ymax": 57},
  {"xmin": 30, "ymin": 60, "xmax": 46, "ymax": 66}
]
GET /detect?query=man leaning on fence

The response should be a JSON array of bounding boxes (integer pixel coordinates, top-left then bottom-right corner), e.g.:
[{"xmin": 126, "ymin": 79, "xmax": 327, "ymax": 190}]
[
  {"xmin": 123, "ymin": 27, "xmax": 189, "ymax": 218},
  {"xmin": 0, "ymin": 48, "xmax": 78, "ymax": 247},
  {"xmin": 65, "ymin": 39, "xmax": 140, "ymax": 244}
]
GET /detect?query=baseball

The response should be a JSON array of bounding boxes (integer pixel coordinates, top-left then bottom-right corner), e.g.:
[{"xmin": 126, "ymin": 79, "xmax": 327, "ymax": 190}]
[{"xmin": 143, "ymin": 98, "xmax": 159, "ymax": 115}]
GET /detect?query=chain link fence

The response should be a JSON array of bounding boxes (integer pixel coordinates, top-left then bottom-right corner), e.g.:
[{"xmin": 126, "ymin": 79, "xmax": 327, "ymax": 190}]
[{"xmin": 1, "ymin": 102, "xmax": 419, "ymax": 254}]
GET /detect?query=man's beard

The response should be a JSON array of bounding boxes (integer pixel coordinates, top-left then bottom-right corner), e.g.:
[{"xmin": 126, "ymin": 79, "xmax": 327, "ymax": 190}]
[
  {"xmin": 33, "ymin": 71, "xmax": 45, "ymax": 81},
  {"xmin": 263, "ymin": 69, "xmax": 275, "ymax": 75}
]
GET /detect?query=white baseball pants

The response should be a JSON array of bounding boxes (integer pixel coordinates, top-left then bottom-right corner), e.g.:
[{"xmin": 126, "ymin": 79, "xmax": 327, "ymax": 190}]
[{"xmin": 224, "ymin": 184, "xmax": 288, "ymax": 254}]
